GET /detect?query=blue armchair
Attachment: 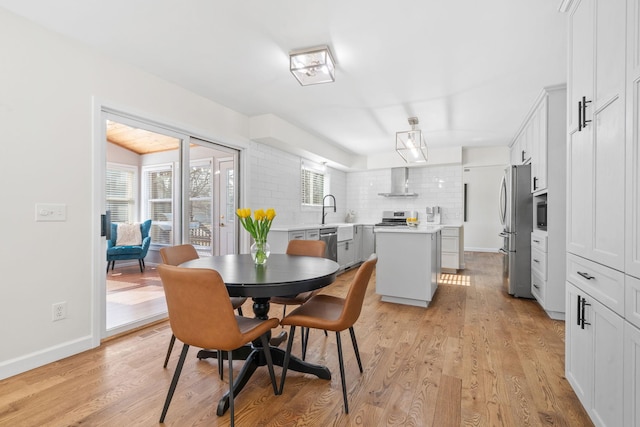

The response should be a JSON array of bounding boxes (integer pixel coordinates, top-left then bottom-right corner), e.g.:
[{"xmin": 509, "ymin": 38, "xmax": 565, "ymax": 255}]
[{"xmin": 106, "ymin": 220, "xmax": 152, "ymax": 272}]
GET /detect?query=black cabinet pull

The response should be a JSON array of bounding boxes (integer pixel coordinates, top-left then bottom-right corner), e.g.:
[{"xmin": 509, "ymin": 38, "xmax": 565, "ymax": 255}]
[
  {"xmin": 581, "ymin": 297, "xmax": 591, "ymax": 329},
  {"xmin": 578, "ymin": 100, "xmax": 583, "ymax": 131},
  {"xmin": 533, "ymin": 176, "xmax": 538, "ymax": 190},
  {"xmin": 581, "ymin": 96, "xmax": 592, "ymax": 129},
  {"xmin": 577, "ymin": 271, "xmax": 595, "ymax": 280},
  {"xmin": 521, "ymin": 150, "xmax": 525, "ymax": 162},
  {"xmin": 577, "ymin": 295, "xmax": 582, "ymax": 326}
]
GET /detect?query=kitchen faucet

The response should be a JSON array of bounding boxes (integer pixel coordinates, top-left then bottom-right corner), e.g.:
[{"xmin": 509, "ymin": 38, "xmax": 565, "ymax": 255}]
[{"xmin": 321, "ymin": 194, "xmax": 336, "ymax": 225}]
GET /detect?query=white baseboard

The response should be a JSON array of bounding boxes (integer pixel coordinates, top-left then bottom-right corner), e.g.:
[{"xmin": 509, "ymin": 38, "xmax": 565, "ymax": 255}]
[
  {"xmin": 0, "ymin": 335, "xmax": 95, "ymax": 380},
  {"xmin": 464, "ymin": 247, "xmax": 499, "ymax": 253}
]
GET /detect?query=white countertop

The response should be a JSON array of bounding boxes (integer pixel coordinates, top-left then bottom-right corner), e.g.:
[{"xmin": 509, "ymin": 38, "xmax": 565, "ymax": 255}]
[
  {"xmin": 374, "ymin": 225, "xmax": 442, "ymax": 234},
  {"xmin": 271, "ymin": 222, "xmax": 374, "ymax": 232}
]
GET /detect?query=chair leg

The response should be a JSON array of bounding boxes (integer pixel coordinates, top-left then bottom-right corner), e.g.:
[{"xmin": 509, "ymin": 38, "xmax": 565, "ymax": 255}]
[
  {"xmin": 278, "ymin": 325, "xmax": 296, "ymax": 395},
  {"xmin": 138, "ymin": 259, "xmax": 144, "ymax": 273},
  {"xmin": 237, "ymin": 306, "xmax": 243, "ymax": 316},
  {"xmin": 163, "ymin": 334, "xmax": 176, "ymax": 368},
  {"xmin": 159, "ymin": 344, "xmax": 189, "ymax": 423},
  {"xmin": 301, "ymin": 327, "xmax": 310, "ymax": 361},
  {"xmin": 227, "ymin": 350, "xmax": 235, "ymax": 427},
  {"xmin": 260, "ymin": 334, "xmax": 278, "ymax": 395},
  {"xmin": 336, "ymin": 331, "xmax": 349, "ymax": 414},
  {"xmin": 218, "ymin": 350, "xmax": 224, "ymax": 379},
  {"xmin": 349, "ymin": 326, "xmax": 363, "ymax": 373}
]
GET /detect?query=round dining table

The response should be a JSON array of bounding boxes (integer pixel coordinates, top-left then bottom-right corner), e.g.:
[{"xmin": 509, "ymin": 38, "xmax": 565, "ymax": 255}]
[{"xmin": 179, "ymin": 253, "xmax": 340, "ymax": 416}]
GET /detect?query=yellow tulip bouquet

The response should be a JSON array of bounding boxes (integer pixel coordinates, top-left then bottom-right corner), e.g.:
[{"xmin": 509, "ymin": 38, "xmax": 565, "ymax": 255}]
[{"xmin": 236, "ymin": 208, "xmax": 276, "ymax": 264}]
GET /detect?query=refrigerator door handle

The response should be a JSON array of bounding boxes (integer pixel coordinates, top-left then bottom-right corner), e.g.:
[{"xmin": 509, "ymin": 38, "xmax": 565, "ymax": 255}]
[{"xmin": 498, "ymin": 174, "xmax": 507, "ymax": 226}]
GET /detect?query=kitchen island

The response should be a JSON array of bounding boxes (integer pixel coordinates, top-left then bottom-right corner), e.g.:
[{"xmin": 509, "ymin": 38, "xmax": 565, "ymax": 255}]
[{"xmin": 375, "ymin": 225, "xmax": 442, "ymax": 308}]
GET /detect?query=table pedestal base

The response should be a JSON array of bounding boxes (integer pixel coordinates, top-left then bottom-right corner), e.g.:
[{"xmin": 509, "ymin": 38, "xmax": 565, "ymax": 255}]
[{"xmin": 197, "ymin": 345, "xmax": 331, "ymax": 416}]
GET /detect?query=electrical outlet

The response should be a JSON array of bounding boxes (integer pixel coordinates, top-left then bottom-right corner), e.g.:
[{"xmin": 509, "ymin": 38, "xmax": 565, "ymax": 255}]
[{"xmin": 52, "ymin": 302, "xmax": 67, "ymax": 321}]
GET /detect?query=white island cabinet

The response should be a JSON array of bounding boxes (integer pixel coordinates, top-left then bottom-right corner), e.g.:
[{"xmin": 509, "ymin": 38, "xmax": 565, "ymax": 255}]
[{"xmin": 375, "ymin": 226, "xmax": 441, "ymax": 308}]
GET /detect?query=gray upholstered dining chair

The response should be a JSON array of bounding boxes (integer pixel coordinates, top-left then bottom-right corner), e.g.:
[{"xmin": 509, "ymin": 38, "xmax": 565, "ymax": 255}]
[
  {"xmin": 159, "ymin": 244, "xmax": 247, "ymax": 377},
  {"xmin": 279, "ymin": 253, "xmax": 377, "ymax": 414},
  {"xmin": 157, "ymin": 264, "xmax": 279, "ymax": 427}
]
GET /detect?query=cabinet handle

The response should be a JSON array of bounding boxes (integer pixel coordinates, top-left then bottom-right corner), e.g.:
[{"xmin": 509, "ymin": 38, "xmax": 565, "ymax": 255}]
[
  {"xmin": 581, "ymin": 96, "xmax": 592, "ymax": 129},
  {"xmin": 533, "ymin": 176, "xmax": 538, "ymax": 190},
  {"xmin": 577, "ymin": 271, "xmax": 595, "ymax": 280},
  {"xmin": 533, "ymin": 284, "xmax": 540, "ymax": 289},
  {"xmin": 533, "ymin": 239, "xmax": 540, "ymax": 243},
  {"xmin": 578, "ymin": 100, "xmax": 583, "ymax": 131},
  {"xmin": 577, "ymin": 295, "xmax": 582, "ymax": 326},
  {"xmin": 581, "ymin": 297, "xmax": 591, "ymax": 329},
  {"xmin": 521, "ymin": 150, "xmax": 525, "ymax": 162},
  {"xmin": 533, "ymin": 259, "xmax": 540, "ymax": 263}
]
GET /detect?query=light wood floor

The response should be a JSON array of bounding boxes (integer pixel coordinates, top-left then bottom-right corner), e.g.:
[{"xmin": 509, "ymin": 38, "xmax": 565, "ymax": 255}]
[
  {"xmin": 106, "ymin": 264, "xmax": 167, "ymax": 330},
  {"xmin": 0, "ymin": 252, "xmax": 593, "ymax": 426}
]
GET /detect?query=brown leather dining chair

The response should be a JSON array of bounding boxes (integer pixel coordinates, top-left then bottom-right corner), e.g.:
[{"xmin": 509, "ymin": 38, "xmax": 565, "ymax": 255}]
[
  {"xmin": 279, "ymin": 253, "xmax": 377, "ymax": 414},
  {"xmin": 159, "ymin": 244, "xmax": 247, "ymax": 374},
  {"xmin": 157, "ymin": 264, "xmax": 279, "ymax": 426},
  {"xmin": 270, "ymin": 239, "xmax": 327, "ymax": 358}
]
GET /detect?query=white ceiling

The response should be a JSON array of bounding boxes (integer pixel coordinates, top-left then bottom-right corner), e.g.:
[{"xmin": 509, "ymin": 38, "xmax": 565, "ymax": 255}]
[{"xmin": 0, "ymin": 0, "xmax": 567, "ymax": 162}]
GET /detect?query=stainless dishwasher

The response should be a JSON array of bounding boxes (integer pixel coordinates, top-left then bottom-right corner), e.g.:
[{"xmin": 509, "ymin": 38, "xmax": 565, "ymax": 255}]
[{"xmin": 319, "ymin": 227, "xmax": 338, "ymax": 262}]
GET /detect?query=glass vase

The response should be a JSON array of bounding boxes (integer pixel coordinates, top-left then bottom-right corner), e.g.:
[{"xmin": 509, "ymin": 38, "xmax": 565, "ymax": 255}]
[{"xmin": 250, "ymin": 239, "xmax": 270, "ymax": 265}]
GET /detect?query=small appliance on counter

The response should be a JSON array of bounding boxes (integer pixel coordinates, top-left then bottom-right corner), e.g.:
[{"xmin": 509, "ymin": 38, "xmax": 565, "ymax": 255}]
[{"xmin": 425, "ymin": 206, "xmax": 441, "ymax": 225}]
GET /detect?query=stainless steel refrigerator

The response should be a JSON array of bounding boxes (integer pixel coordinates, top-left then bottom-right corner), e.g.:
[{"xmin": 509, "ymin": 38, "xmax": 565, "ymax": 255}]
[{"xmin": 498, "ymin": 164, "xmax": 533, "ymax": 298}]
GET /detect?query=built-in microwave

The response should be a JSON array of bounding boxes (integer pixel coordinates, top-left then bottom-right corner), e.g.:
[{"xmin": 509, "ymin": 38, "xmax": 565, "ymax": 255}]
[{"xmin": 537, "ymin": 201, "xmax": 547, "ymax": 230}]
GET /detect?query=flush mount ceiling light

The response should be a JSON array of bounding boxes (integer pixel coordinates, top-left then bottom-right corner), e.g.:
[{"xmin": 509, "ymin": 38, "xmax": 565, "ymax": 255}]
[
  {"xmin": 396, "ymin": 117, "xmax": 428, "ymax": 163},
  {"xmin": 289, "ymin": 45, "xmax": 335, "ymax": 86}
]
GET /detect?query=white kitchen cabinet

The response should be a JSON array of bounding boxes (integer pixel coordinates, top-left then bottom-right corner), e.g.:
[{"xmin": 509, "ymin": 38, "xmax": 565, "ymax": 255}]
[
  {"xmin": 530, "ymin": 100, "xmax": 546, "ymax": 192},
  {"xmin": 626, "ymin": 275, "xmax": 640, "ymax": 330},
  {"xmin": 626, "ymin": 0, "xmax": 640, "ymax": 279},
  {"xmin": 510, "ymin": 136, "xmax": 522, "ymax": 165},
  {"xmin": 566, "ymin": 0, "xmax": 626, "ymax": 272},
  {"xmin": 375, "ymin": 228, "xmax": 440, "ymax": 307},
  {"xmin": 268, "ymin": 227, "xmax": 319, "ymax": 254},
  {"xmin": 441, "ymin": 225, "xmax": 464, "ymax": 273},
  {"xmin": 531, "ymin": 230, "xmax": 565, "ymax": 319},
  {"xmin": 354, "ymin": 225, "xmax": 363, "ymax": 262},
  {"xmin": 305, "ymin": 229, "xmax": 319, "ymax": 240},
  {"xmin": 624, "ymin": 320, "xmax": 640, "ymax": 427},
  {"xmin": 361, "ymin": 225, "xmax": 375, "ymax": 261},
  {"xmin": 289, "ymin": 230, "xmax": 306, "ymax": 240},
  {"xmin": 509, "ymin": 128, "xmax": 531, "ymax": 165},
  {"xmin": 337, "ymin": 240, "xmax": 355, "ymax": 270},
  {"xmin": 565, "ymin": 282, "xmax": 624, "ymax": 427}
]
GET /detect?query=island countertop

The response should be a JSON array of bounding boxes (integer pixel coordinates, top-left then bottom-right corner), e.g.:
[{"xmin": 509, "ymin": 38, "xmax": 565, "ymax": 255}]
[{"xmin": 374, "ymin": 225, "xmax": 442, "ymax": 234}]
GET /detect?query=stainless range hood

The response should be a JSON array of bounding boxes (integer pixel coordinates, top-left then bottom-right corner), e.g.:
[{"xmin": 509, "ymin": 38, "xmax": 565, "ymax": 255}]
[{"xmin": 378, "ymin": 167, "xmax": 418, "ymax": 197}]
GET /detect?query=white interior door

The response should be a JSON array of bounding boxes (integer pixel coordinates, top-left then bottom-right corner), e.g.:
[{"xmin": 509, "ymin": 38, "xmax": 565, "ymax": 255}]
[{"xmin": 217, "ymin": 158, "xmax": 236, "ymax": 255}]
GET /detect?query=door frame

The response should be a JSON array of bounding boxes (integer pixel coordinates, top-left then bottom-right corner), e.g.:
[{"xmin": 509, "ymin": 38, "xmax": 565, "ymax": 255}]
[{"xmin": 92, "ymin": 99, "xmax": 247, "ymax": 342}]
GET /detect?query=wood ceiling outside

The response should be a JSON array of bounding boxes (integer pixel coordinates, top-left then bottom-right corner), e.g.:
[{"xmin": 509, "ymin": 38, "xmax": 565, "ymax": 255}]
[{"xmin": 106, "ymin": 120, "xmax": 180, "ymax": 154}]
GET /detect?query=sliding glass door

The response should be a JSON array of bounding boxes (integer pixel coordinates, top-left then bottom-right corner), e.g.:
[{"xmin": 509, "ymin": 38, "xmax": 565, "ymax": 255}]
[{"xmin": 103, "ymin": 113, "xmax": 239, "ymax": 336}]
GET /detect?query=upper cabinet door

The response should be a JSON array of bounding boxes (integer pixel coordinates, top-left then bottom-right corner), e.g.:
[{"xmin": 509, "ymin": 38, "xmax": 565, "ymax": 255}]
[
  {"xmin": 568, "ymin": 0, "xmax": 594, "ymax": 133},
  {"xmin": 566, "ymin": 0, "xmax": 626, "ymax": 271},
  {"xmin": 627, "ymin": 0, "xmax": 640, "ymax": 279}
]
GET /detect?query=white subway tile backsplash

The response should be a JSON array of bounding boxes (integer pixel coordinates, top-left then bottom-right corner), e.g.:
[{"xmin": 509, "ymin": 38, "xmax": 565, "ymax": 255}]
[{"xmin": 248, "ymin": 142, "xmax": 463, "ymax": 225}]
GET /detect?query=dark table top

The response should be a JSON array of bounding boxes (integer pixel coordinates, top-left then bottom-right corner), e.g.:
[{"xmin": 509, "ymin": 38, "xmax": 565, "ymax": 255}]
[{"xmin": 179, "ymin": 254, "xmax": 340, "ymax": 298}]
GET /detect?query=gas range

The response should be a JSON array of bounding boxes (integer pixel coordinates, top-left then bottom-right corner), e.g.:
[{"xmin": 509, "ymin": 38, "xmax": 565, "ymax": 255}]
[{"xmin": 374, "ymin": 210, "xmax": 417, "ymax": 227}]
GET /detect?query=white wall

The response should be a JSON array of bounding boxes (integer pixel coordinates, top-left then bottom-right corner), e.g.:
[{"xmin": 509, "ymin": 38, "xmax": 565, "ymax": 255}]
[
  {"xmin": 462, "ymin": 147, "xmax": 510, "ymax": 251},
  {"xmin": 345, "ymin": 166, "xmax": 463, "ymax": 224},
  {"xmin": 0, "ymin": 8, "xmax": 251, "ymax": 379},
  {"xmin": 247, "ymin": 141, "xmax": 347, "ymax": 226}
]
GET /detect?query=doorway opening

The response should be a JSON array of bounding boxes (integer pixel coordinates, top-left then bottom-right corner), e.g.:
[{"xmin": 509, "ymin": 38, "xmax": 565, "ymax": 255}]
[{"xmin": 103, "ymin": 114, "xmax": 239, "ymax": 336}]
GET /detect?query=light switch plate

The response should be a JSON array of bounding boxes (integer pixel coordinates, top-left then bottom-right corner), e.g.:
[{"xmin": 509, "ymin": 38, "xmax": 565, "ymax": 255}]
[{"xmin": 35, "ymin": 203, "xmax": 67, "ymax": 221}]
